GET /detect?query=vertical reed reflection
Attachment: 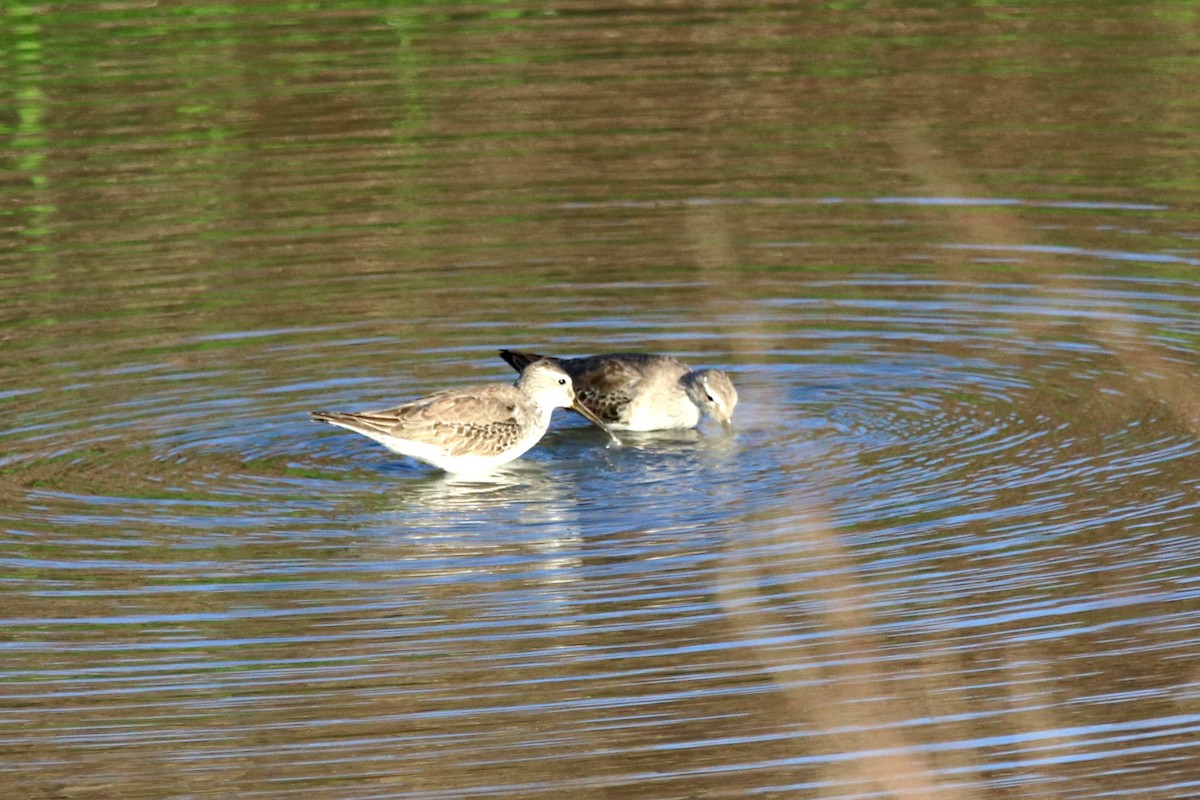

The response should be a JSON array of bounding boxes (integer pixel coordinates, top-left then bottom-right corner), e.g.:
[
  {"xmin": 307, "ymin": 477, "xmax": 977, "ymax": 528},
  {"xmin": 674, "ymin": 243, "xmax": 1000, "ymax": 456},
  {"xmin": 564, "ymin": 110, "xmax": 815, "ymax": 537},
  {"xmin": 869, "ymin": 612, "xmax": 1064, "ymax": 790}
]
[
  {"xmin": 891, "ymin": 118, "xmax": 1200, "ymax": 436},
  {"xmin": 717, "ymin": 502, "xmax": 981, "ymax": 800},
  {"xmin": 698, "ymin": 114, "xmax": 1200, "ymax": 799},
  {"xmin": 4, "ymin": 3, "xmax": 1200, "ymax": 799}
]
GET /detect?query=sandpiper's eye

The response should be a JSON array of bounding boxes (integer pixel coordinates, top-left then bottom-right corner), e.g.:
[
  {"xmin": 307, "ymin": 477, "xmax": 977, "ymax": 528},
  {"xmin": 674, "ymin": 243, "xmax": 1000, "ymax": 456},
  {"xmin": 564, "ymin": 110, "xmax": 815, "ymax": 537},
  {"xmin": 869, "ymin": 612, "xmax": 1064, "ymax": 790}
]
[
  {"xmin": 558, "ymin": 378, "xmax": 567, "ymax": 385},
  {"xmin": 705, "ymin": 393, "xmax": 715, "ymax": 402}
]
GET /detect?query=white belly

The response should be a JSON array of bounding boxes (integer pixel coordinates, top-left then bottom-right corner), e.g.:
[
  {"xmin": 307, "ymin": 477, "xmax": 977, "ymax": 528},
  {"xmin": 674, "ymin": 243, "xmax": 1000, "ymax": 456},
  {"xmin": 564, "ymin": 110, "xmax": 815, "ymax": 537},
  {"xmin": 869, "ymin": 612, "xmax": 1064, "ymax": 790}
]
[{"xmin": 616, "ymin": 394, "xmax": 701, "ymax": 431}]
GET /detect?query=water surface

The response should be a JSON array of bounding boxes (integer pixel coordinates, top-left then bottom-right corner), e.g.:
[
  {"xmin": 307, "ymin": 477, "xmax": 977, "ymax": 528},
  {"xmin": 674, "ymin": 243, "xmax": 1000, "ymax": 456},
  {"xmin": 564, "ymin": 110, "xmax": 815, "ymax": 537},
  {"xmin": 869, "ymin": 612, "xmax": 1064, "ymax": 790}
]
[{"xmin": 4, "ymin": 2, "xmax": 1200, "ymax": 798}]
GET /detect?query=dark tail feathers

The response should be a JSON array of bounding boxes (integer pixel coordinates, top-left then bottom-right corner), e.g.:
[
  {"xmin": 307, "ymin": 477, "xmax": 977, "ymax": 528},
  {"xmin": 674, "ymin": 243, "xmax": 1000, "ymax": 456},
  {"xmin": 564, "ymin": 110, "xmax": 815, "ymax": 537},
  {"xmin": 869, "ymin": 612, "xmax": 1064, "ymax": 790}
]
[{"xmin": 498, "ymin": 349, "xmax": 546, "ymax": 373}]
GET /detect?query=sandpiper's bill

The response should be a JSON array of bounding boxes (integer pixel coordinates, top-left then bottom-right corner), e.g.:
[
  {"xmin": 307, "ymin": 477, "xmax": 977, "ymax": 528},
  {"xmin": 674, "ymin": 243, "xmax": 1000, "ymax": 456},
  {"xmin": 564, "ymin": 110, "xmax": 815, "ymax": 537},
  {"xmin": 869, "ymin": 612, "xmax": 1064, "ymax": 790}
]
[
  {"xmin": 311, "ymin": 360, "xmax": 614, "ymax": 474},
  {"xmin": 499, "ymin": 350, "xmax": 738, "ymax": 432}
]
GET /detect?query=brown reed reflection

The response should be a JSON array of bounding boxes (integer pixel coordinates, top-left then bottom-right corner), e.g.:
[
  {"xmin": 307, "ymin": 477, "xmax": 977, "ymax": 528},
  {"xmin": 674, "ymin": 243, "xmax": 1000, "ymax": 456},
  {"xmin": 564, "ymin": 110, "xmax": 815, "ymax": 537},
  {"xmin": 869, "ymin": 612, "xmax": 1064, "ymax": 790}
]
[
  {"xmin": 890, "ymin": 117, "xmax": 1200, "ymax": 436},
  {"xmin": 717, "ymin": 502, "xmax": 982, "ymax": 800},
  {"xmin": 5, "ymin": 3, "xmax": 1200, "ymax": 799},
  {"xmin": 694, "ymin": 115, "xmax": 1200, "ymax": 800}
]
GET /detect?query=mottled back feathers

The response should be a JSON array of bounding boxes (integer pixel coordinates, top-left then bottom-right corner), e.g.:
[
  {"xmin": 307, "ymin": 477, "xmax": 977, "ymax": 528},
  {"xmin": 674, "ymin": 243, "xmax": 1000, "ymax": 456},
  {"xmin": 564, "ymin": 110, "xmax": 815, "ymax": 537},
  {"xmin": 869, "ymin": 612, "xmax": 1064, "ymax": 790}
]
[
  {"xmin": 498, "ymin": 349, "xmax": 736, "ymax": 431},
  {"xmin": 311, "ymin": 360, "xmax": 604, "ymax": 473}
]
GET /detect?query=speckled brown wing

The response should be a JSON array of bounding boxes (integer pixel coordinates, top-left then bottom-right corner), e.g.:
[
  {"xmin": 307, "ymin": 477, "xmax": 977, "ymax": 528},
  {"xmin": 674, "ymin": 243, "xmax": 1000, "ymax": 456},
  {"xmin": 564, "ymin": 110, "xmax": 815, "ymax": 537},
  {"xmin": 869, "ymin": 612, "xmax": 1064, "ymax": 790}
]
[
  {"xmin": 360, "ymin": 385, "xmax": 526, "ymax": 457},
  {"xmin": 563, "ymin": 354, "xmax": 682, "ymax": 425},
  {"xmin": 434, "ymin": 417, "xmax": 524, "ymax": 457}
]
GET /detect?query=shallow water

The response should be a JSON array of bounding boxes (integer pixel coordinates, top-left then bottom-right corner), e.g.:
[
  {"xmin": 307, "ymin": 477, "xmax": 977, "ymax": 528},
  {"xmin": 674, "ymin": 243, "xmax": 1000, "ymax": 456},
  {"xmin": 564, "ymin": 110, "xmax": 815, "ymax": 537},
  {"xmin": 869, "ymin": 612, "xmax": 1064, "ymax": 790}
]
[{"xmin": 4, "ymin": 2, "xmax": 1200, "ymax": 799}]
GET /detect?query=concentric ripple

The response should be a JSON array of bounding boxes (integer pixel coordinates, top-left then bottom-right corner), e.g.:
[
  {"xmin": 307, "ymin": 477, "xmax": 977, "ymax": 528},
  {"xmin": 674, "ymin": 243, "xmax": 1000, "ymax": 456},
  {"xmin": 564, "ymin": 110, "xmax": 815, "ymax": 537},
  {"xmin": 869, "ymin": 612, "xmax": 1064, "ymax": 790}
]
[
  {"xmin": 5, "ymin": 0, "xmax": 1200, "ymax": 793},
  {"xmin": 7, "ymin": 261, "xmax": 1200, "ymax": 797}
]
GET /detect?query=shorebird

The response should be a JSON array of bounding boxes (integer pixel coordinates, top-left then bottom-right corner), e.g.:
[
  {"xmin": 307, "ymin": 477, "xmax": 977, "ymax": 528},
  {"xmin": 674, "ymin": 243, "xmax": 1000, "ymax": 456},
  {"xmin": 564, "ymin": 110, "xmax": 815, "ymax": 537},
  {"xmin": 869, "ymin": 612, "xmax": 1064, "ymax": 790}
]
[
  {"xmin": 499, "ymin": 349, "xmax": 738, "ymax": 432},
  {"xmin": 311, "ymin": 360, "xmax": 613, "ymax": 474}
]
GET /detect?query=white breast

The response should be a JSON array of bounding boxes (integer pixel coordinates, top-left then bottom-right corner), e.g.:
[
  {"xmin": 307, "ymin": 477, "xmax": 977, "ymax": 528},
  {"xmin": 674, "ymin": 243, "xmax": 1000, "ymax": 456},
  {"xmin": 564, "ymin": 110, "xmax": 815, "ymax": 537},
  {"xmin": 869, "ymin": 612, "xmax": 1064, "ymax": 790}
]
[{"xmin": 619, "ymin": 393, "xmax": 702, "ymax": 431}]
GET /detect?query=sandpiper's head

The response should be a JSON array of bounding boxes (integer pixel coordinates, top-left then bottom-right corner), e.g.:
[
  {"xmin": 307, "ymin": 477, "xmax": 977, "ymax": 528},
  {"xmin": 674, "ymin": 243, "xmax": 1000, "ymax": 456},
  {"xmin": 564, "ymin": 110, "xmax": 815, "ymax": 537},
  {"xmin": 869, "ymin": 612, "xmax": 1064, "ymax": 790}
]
[
  {"xmin": 516, "ymin": 359, "xmax": 615, "ymax": 437},
  {"xmin": 516, "ymin": 359, "xmax": 577, "ymax": 410},
  {"xmin": 685, "ymin": 369, "xmax": 738, "ymax": 428}
]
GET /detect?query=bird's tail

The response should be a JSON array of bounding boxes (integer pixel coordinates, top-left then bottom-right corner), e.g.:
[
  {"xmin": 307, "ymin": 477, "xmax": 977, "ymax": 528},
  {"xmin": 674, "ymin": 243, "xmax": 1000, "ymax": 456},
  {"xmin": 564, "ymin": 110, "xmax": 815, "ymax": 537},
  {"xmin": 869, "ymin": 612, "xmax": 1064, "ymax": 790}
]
[
  {"xmin": 498, "ymin": 349, "xmax": 547, "ymax": 372},
  {"xmin": 310, "ymin": 410, "xmax": 395, "ymax": 437}
]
